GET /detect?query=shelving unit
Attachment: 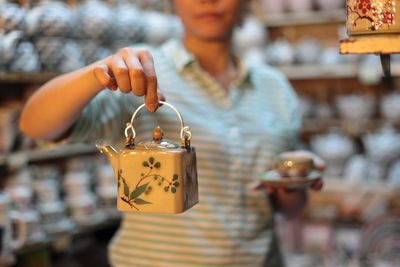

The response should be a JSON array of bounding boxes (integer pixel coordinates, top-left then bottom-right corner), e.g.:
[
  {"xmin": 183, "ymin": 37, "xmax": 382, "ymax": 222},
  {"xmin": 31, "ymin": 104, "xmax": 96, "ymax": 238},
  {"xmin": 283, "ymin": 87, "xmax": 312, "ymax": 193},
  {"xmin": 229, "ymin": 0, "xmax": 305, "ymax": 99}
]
[
  {"xmin": 0, "ymin": 71, "xmax": 58, "ymax": 84},
  {"xmin": 0, "ymin": 143, "xmax": 97, "ymax": 169},
  {"xmin": 259, "ymin": 9, "xmax": 345, "ymax": 27}
]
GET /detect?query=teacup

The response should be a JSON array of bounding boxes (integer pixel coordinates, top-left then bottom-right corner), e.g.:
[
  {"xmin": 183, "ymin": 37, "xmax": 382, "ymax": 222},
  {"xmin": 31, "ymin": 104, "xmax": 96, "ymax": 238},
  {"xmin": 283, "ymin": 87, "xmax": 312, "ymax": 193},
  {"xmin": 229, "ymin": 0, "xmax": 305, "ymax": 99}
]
[{"xmin": 274, "ymin": 152, "xmax": 315, "ymax": 178}]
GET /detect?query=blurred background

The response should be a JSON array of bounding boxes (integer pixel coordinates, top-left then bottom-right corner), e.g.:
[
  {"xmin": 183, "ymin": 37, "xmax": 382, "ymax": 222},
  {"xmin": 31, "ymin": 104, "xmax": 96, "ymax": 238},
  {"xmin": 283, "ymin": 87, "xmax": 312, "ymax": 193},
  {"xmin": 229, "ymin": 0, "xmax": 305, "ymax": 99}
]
[{"xmin": 1, "ymin": 0, "xmax": 400, "ymax": 266}]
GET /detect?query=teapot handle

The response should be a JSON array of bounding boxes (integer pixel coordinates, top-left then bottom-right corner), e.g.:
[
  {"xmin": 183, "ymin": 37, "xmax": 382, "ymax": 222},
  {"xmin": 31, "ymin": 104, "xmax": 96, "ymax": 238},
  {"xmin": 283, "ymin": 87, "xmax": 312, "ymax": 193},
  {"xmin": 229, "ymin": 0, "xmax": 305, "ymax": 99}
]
[{"xmin": 124, "ymin": 101, "xmax": 192, "ymax": 148}]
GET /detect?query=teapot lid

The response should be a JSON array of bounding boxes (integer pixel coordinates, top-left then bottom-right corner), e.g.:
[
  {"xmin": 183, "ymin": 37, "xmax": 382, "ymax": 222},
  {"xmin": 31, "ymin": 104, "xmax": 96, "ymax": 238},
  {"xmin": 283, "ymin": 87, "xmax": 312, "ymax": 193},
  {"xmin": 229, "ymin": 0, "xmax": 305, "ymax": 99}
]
[{"xmin": 134, "ymin": 126, "xmax": 180, "ymax": 150}]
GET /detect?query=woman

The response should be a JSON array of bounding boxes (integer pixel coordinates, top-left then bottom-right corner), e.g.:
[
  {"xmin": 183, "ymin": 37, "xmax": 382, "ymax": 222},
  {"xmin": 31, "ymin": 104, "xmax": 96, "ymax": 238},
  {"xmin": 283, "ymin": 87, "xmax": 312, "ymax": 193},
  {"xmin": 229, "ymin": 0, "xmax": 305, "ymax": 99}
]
[{"xmin": 20, "ymin": 0, "xmax": 323, "ymax": 266}]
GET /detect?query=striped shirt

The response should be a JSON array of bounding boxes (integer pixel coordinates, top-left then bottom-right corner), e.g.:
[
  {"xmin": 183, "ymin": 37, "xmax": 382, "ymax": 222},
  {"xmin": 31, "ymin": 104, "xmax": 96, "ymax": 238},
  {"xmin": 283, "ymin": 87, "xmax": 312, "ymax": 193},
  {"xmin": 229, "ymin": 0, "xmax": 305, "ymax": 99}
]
[{"xmin": 69, "ymin": 39, "xmax": 300, "ymax": 267}]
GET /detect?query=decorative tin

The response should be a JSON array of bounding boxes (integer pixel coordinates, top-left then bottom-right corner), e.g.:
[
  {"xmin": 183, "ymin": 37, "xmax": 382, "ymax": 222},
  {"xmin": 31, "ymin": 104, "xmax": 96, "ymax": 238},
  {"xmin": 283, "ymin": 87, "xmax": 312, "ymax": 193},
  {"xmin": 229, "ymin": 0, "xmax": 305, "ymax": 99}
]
[
  {"xmin": 97, "ymin": 102, "xmax": 198, "ymax": 214},
  {"xmin": 346, "ymin": 0, "xmax": 400, "ymax": 35}
]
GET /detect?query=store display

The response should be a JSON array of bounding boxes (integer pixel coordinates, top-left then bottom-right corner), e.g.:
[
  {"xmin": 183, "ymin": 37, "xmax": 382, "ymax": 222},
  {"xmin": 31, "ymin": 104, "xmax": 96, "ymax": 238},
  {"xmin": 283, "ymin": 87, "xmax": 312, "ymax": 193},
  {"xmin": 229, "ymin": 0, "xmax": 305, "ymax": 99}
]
[
  {"xmin": 97, "ymin": 102, "xmax": 198, "ymax": 214},
  {"xmin": 1, "ymin": 0, "xmax": 400, "ymax": 265}
]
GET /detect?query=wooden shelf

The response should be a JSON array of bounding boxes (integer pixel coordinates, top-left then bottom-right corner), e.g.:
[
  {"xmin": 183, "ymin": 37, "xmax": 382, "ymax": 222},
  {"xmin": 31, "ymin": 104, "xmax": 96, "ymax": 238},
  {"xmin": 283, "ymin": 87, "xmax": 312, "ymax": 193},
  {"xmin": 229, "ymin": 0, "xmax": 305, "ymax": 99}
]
[
  {"xmin": 276, "ymin": 62, "xmax": 400, "ymax": 80},
  {"xmin": 321, "ymin": 177, "xmax": 397, "ymax": 195},
  {"xmin": 0, "ymin": 71, "xmax": 59, "ymax": 84},
  {"xmin": 277, "ymin": 63, "xmax": 359, "ymax": 80},
  {"xmin": 260, "ymin": 9, "xmax": 345, "ymax": 27},
  {"xmin": 0, "ymin": 143, "xmax": 97, "ymax": 169}
]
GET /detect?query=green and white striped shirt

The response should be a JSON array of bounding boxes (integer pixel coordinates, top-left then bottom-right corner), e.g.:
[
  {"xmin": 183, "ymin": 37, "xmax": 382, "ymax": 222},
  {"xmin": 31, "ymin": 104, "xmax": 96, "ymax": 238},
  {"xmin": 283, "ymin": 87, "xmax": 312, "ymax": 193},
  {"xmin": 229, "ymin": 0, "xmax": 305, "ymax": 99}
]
[{"xmin": 69, "ymin": 39, "xmax": 300, "ymax": 267}]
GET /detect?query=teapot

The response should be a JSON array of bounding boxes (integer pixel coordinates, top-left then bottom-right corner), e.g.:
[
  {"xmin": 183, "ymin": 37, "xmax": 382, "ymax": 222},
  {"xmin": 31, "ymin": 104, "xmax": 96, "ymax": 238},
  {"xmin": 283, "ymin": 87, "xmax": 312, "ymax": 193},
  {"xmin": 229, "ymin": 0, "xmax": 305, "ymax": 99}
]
[{"xmin": 96, "ymin": 102, "xmax": 198, "ymax": 214}]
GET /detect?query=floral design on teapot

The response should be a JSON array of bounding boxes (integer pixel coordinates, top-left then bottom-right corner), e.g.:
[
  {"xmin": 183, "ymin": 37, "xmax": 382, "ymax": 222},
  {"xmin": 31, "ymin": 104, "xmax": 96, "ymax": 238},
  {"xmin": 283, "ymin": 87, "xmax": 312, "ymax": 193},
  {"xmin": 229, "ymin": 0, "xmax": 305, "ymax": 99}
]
[
  {"xmin": 347, "ymin": 0, "xmax": 396, "ymax": 31},
  {"xmin": 117, "ymin": 157, "xmax": 180, "ymax": 211}
]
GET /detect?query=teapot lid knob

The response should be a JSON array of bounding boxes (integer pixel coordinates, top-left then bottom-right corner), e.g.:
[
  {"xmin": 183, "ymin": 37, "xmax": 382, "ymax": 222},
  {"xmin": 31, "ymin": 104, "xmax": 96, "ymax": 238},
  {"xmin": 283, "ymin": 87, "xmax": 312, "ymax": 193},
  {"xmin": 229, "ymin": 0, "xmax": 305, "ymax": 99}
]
[{"xmin": 153, "ymin": 126, "xmax": 164, "ymax": 142}]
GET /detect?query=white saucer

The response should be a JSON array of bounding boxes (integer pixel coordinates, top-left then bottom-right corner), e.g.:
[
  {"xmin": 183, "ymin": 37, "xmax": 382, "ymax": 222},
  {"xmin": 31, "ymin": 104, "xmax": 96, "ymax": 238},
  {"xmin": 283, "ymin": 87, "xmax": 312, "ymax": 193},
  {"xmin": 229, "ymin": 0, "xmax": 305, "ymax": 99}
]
[{"xmin": 257, "ymin": 170, "xmax": 322, "ymax": 189}]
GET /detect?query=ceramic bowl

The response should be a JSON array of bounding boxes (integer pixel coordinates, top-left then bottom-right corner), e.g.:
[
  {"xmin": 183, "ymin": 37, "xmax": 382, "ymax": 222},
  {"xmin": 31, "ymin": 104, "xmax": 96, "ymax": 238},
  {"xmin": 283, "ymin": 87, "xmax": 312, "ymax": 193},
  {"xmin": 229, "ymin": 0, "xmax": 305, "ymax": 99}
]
[{"xmin": 346, "ymin": 0, "xmax": 400, "ymax": 35}]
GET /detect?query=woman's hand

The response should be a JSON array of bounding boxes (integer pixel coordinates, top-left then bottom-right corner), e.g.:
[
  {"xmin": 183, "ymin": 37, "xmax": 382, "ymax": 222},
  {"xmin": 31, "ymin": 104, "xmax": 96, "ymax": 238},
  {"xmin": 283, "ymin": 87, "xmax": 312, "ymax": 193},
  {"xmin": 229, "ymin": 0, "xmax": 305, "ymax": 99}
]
[
  {"xmin": 251, "ymin": 150, "xmax": 325, "ymax": 218},
  {"xmin": 93, "ymin": 47, "xmax": 165, "ymax": 112}
]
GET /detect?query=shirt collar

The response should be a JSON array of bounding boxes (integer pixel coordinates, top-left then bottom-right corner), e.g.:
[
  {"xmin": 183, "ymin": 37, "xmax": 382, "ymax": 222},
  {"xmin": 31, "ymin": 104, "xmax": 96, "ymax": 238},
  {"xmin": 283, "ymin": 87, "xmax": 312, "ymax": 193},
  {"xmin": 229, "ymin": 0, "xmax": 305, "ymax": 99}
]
[{"xmin": 160, "ymin": 38, "xmax": 250, "ymax": 86}]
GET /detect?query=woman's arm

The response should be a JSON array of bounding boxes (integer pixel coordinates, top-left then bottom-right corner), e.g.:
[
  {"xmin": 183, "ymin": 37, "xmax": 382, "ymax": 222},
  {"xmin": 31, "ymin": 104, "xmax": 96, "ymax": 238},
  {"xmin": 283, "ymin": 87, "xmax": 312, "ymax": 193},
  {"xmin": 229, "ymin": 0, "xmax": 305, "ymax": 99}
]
[{"xmin": 19, "ymin": 48, "xmax": 162, "ymax": 141}]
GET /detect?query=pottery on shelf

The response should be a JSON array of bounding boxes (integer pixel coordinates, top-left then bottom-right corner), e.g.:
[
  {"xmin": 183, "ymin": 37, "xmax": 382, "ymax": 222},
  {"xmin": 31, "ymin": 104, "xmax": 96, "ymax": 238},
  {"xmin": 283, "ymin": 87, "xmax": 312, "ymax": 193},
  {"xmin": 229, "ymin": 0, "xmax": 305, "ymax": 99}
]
[
  {"xmin": 265, "ymin": 38, "xmax": 294, "ymax": 65},
  {"xmin": 25, "ymin": 0, "xmax": 73, "ymax": 37},
  {"xmin": 113, "ymin": 1, "xmax": 144, "ymax": 42},
  {"xmin": 33, "ymin": 36, "xmax": 65, "ymax": 70},
  {"xmin": 142, "ymin": 11, "xmax": 174, "ymax": 46},
  {"xmin": 336, "ymin": 93, "xmax": 376, "ymax": 119},
  {"xmin": 362, "ymin": 125, "xmax": 400, "ymax": 164},
  {"xmin": 380, "ymin": 91, "xmax": 400, "ymax": 123},
  {"xmin": 233, "ymin": 17, "xmax": 267, "ymax": 54},
  {"xmin": 310, "ymin": 128, "xmax": 355, "ymax": 177},
  {"xmin": 74, "ymin": 0, "xmax": 114, "ymax": 41},
  {"xmin": 0, "ymin": 2, "xmax": 26, "ymax": 33},
  {"xmin": 9, "ymin": 41, "xmax": 41, "ymax": 72},
  {"xmin": 0, "ymin": 30, "xmax": 24, "ymax": 66}
]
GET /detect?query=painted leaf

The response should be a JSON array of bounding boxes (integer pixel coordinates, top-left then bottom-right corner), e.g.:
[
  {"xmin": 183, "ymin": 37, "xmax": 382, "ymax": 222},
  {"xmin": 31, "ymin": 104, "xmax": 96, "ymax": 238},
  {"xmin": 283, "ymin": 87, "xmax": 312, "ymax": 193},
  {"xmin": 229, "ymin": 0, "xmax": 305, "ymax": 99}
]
[
  {"xmin": 173, "ymin": 182, "xmax": 180, "ymax": 187},
  {"xmin": 124, "ymin": 183, "xmax": 129, "ymax": 198},
  {"xmin": 134, "ymin": 198, "xmax": 152, "ymax": 205},
  {"xmin": 173, "ymin": 174, "xmax": 178, "ymax": 181},
  {"xmin": 143, "ymin": 161, "xmax": 149, "ymax": 167},
  {"xmin": 130, "ymin": 183, "xmax": 149, "ymax": 200},
  {"xmin": 154, "ymin": 162, "xmax": 161, "ymax": 168},
  {"xmin": 149, "ymin": 157, "xmax": 154, "ymax": 164},
  {"xmin": 171, "ymin": 187, "xmax": 176, "ymax": 193},
  {"xmin": 164, "ymin": 186, "xmax": 169, "ymax": 192}
]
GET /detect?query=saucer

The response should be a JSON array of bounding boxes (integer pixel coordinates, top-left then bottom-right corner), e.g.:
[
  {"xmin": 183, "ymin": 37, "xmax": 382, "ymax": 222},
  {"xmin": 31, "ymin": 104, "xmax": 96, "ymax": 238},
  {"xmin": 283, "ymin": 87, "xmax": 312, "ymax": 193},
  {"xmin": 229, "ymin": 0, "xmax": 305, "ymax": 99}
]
[{"xmin": 257, "ymin": 170, "xmax": 322, "ymax": 189}]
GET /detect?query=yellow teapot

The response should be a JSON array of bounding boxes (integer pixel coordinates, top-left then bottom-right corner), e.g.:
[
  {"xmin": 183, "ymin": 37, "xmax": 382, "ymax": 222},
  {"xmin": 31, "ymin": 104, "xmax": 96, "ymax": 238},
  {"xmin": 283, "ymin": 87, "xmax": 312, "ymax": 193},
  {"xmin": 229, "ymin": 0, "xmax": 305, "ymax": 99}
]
[{"xmin": 96, "ymin": 102, "xmax": 198, "ymax": 214}]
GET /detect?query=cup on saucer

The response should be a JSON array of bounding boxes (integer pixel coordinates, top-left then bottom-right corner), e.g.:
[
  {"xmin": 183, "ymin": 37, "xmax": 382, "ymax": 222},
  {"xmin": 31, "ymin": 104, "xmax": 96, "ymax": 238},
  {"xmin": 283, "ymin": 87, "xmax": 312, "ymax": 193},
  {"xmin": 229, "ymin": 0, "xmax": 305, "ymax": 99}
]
[{"xmin": 274, "ymin": 152, "xmax": 315, "ymax": 178}]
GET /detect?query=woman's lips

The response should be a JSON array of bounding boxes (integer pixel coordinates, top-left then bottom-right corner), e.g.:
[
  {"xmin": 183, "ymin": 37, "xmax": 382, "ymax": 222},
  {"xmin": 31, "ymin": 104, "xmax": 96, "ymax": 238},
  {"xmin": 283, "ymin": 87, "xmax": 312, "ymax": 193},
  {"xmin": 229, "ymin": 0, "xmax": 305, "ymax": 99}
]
[{"xmin": 196, "ymin": 13, "xmax": 223, "ymax": 20}]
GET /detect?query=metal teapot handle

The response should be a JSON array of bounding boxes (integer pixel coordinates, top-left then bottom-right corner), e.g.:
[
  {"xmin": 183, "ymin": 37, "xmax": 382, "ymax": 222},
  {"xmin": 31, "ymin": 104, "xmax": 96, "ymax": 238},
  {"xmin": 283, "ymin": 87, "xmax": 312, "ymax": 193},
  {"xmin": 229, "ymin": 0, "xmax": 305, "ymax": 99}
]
[{"xmin": 124, "ymin": 101, "xmax": 192, "ymax": 148}]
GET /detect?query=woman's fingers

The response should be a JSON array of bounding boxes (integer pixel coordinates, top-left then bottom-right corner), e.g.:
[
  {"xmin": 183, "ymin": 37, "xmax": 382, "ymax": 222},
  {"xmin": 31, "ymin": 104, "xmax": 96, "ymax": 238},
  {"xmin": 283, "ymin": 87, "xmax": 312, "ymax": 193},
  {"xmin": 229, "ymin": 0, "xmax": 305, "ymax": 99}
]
[
  {"xmin": 121, "ymin": 48, "xmax": 146, "ymax": 96},
  {"xmin": 93, "ymin": 47, "xmax": 162, "ymax": 112},
  {"xmin": 138, "ymin": 50, "xmax": 159, "ymax": 112},
  {"xmin": 93, "ymin": 63, "xmax": 117, "ymax": 90},
  {"xmin": 310, "ymin": 178, "xmax": 323, "ymax": 191},
  {"xmin": 110, "ymin": 55, "xmax": 131, "ymax": 93}
]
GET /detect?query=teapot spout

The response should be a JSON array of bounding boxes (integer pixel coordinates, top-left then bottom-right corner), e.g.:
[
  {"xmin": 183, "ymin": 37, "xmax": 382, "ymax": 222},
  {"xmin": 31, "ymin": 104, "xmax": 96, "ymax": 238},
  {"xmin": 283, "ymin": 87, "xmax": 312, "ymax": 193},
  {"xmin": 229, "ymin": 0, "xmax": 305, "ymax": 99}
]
[{"xmin": 96, "ymin": 140, "xmax": 118, "ymax": 179}]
